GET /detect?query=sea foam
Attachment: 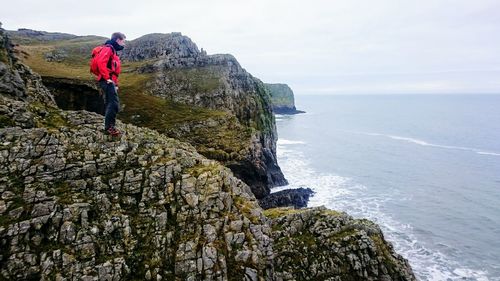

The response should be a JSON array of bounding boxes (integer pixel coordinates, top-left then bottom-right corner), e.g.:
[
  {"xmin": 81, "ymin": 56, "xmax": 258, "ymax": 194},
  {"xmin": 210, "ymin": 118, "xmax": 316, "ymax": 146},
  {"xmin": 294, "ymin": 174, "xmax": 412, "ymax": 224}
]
[{"xmin": 275, "ymin": 138, "xmax": 494, "ymax": 281}]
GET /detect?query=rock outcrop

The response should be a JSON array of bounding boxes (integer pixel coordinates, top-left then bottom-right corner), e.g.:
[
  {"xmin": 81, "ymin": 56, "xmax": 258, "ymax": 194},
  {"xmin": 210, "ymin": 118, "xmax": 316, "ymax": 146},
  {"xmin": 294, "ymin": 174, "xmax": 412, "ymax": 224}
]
[
  {"xmin": 265, "ymin": 207, "xmax": 416, "ymax": 281},
  {"xmin": 120, "ymin": 33, "xmax": 202, "ymax": 62},
  {"xmin": 264, "ymin": 83, "xmax": 304, "ymax": 115},
  {"xmin": 1, "ymin": 25, "xmax": 416, "ymax": 280},
  {"xmin": 258, "ymin": 188, "xmax": 314, "ymax": 210}
]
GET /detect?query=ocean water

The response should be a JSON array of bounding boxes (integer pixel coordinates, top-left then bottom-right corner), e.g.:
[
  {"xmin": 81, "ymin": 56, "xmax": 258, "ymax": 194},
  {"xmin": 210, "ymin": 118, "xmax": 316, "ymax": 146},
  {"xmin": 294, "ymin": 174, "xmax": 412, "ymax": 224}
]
[{"xmin": 272, "ymin": 94, "xmax": 500, "ymax": 281}]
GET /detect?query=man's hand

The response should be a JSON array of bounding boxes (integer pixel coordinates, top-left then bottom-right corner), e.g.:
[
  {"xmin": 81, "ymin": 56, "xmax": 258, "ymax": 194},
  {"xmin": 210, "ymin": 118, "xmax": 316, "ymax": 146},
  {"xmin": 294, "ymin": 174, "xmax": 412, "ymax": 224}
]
[{"xmin": 106, "ymin": 79, "xmax": 114, "ymax": 84}]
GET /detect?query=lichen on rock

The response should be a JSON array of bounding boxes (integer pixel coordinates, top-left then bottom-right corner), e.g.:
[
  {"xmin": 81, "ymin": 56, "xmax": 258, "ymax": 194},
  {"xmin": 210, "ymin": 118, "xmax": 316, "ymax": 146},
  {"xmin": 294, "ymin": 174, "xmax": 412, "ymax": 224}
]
[{"xmin": 265, "ymin": 206, "xmax": 416, "ymax": 281}]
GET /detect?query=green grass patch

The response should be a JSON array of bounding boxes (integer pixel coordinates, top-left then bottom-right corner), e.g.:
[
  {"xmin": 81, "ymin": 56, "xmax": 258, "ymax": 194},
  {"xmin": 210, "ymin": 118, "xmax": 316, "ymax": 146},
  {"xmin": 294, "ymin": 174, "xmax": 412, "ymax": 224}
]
[
  {"xmin": 263, "ymin": 207, "xmax": 307, "ymax": 219},
  {"xmin": 28, "ymin": 101, "xmax": 70, "ymax": 131},
  {"xmin": 163, "ymin": 66, "xmax": 222, "ymax": 94}
]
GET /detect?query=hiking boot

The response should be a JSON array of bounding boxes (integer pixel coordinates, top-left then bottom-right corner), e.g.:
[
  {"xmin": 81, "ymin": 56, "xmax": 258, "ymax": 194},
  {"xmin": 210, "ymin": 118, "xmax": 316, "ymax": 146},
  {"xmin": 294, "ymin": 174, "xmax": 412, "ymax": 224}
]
[{"xmin": 106, "ymin": 127, "xmax": 121, "ymax": 136}]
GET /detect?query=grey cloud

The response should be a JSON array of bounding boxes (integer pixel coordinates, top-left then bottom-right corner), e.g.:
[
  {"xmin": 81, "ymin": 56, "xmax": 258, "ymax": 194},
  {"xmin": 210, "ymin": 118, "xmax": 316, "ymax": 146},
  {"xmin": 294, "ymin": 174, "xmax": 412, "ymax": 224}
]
[{"xmin": 1, "ymin": 0, "xmax": 499, "ymax": 94}]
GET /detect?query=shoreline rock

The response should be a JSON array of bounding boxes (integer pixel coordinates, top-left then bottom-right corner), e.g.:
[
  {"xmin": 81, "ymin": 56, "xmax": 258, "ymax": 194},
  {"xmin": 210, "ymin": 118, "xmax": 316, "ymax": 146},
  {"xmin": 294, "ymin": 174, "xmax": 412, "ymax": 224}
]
[
  {"xmin": 273, "ymin": 107, "xmax": 306, "ymax": 115},
  {"xmin": 258, "ymin": 187, "xmax": 314, "ymax": 209}
]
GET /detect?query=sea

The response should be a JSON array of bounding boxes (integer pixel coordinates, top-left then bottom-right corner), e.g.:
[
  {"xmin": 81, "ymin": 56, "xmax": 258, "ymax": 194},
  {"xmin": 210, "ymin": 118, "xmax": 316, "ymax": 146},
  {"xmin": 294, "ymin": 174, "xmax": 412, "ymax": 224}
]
[{"xmin": 271, "ymin": 94, "xmax": 500, "ymax": 281}]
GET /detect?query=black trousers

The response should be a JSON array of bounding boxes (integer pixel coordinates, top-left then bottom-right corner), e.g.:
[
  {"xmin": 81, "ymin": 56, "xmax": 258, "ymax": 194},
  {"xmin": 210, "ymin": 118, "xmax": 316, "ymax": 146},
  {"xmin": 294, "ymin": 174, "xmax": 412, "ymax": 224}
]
[{"xmin": 98, "ymin": 80, "xmax": 120, "ymax": 130}]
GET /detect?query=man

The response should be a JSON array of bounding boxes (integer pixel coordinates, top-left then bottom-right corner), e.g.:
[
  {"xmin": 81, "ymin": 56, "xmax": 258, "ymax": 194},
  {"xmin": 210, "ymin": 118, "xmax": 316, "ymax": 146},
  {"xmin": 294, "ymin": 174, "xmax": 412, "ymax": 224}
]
[{"xmin": 93, "ymin": 32, "xmax": 126, "ymax": 136}]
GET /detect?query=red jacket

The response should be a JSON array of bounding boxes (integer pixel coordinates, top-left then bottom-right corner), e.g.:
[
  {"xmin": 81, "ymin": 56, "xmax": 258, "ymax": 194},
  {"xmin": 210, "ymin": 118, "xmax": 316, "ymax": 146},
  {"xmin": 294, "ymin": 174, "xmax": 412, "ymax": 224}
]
[{"xmin": 95, "ymin": 45, "xmax": 121, "ymax": 85}]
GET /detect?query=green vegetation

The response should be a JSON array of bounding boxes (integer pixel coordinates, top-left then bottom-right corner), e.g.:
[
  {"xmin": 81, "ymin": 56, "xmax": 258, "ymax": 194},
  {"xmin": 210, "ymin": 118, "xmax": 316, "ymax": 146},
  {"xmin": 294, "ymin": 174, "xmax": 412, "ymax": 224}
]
[
  {"xmin": 0, "ymin": 115, "xmax": 14, "ymax": 128},
  {"xmin": 0, "ymin": 47, "xmax": 8, "ymax": 64},
  {"xmin": 163, "ymin": 66, "xmax": 222, "ymax": 93},
  {"xmin": 233, "ymin": 196, "xmax": 260, "ymax": 224},
  {"xmin": 263, "ymin": 207, "xmax": 307, "ymax": 219},
  {"xmin": 18, "ymin": 44, "xmax": 93, "ymax": 80},
  {"xmin": 185, "ymin": 163, "xmax": 219, "ymax": 178},
  {"xmin": 370, "ymin": 234, "xmax": 398, "ymax": 268},
  {"xmin": 28, "ymin": 101, "xmax": 70, "ymax": 131},
  {"xmin": 52, "ymin": 181, "xmax": 73, "ymax": 204}
]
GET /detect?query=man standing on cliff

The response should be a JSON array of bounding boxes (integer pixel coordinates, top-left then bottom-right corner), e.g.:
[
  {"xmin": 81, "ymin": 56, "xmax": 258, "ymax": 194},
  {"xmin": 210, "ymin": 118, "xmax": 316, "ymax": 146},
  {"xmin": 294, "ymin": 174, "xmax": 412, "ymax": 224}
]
[{"xmin": 91, "ymin": 32, "xmax": 126, "ymax": 136}]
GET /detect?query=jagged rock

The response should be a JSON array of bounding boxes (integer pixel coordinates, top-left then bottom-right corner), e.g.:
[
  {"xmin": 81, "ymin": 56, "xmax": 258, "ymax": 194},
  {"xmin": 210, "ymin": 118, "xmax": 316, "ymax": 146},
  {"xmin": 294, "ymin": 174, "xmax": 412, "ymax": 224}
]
[
  {"xmin": 120, "ymin": 33, "xmax": 201, "ymax": 62},
  {"xmin": 44, "ymin": 49, "xmax": 68, "ymax": 62},
  {"xmin": 265, "ymin": 206, "xmax": 416, "ymax": 281},
  {"xmin": 265, "ymin": 83, "xmax": 305, "ymax": 115},
  {"xmin": 258, "ymin": 187, "xmax": 315, "ymax": 209}
]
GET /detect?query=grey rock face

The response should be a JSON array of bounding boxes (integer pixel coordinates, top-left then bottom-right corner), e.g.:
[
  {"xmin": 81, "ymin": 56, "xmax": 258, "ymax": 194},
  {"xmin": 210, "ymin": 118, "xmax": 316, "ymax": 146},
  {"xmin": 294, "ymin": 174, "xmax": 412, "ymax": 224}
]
[
  {"xmin": 267, "ymin": 206, "xmax": 416, "ymax": 281},
  {"xmin": 258, "ymin": 187, "xmax": 314, "ymax": 209},
  {"xmin": 0, "ymin": 27, "xmax": 55, "ymax": 107},
  {"xmin": 120, "ymin": 33, "xmax": 201, "ymax": 62}
]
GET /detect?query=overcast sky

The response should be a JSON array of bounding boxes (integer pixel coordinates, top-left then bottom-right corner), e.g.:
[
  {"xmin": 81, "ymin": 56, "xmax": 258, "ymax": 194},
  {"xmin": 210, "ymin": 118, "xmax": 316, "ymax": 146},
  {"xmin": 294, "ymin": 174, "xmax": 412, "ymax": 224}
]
[{"xmin": 2, "ymin": 0, "xmax": 500, "ymax": 94}]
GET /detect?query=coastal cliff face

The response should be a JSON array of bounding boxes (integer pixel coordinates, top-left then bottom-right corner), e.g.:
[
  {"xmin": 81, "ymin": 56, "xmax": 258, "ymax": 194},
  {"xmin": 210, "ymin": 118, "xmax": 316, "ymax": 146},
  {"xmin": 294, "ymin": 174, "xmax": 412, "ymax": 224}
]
[
  {"xmin": 264, "ymin": 83, "xmax": 303, "ymax": 115},
  {"xmin": 7, "ymin": 30, "xmax": 286, "ymax": 199},
  {"xmin": 0, "ymin": 25, "xmax": 416, "ymax": 280},
  {"xmin": 125, "ymin": 33, "xmax": 288, "ymax": 197}
]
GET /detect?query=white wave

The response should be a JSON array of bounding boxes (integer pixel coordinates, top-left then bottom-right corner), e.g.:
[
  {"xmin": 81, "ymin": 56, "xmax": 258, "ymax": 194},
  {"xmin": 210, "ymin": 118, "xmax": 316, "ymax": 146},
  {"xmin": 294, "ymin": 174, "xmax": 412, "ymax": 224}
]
[
  {"xmin": 453, "ymin": 268, "xmax": 492, "ymax": 281},
  {"xmin": 276, "ymin": 140, "xmax": 494, "ymax": 281},
  {"xmin": 476, "ymin": 151, "xmax": 500, "ymax": 156},
  {"xmin": 354, "ymin": 131, "xmax": 500, "ymax": 157},
  {"xmin": 277, "ymin": 139, "xmax": 306, "ymax": 145}
]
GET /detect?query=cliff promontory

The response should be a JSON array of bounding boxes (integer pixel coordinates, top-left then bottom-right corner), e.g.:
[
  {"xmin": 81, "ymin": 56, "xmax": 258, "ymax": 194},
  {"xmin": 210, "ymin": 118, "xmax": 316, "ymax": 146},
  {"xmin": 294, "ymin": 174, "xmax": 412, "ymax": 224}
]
[{"xmin": 264, "ymin": 83, "xmax": 304, "ymax": 115}]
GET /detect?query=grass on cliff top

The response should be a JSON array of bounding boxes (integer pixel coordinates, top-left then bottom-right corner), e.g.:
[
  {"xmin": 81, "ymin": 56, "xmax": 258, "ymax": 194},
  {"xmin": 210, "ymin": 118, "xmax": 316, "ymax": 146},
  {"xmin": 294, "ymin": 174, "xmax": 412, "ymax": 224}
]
[
  {"xmin": 263, "ymin": 207, "xmax": 342, "ymax": 219},
  {"xmin": 15, "ymin": 40, "xmax": 251, "ymax": 162},
  {"xmin": 263, "ymin": 207, "xmax": 307, "ymax": 219},
  {"xmin": 17, "ymin": 45, "xmax": 93, "ymax": 80},
  {"xmin": 162, "ymin": 66, "xmax": 222, "ymax": 94}
]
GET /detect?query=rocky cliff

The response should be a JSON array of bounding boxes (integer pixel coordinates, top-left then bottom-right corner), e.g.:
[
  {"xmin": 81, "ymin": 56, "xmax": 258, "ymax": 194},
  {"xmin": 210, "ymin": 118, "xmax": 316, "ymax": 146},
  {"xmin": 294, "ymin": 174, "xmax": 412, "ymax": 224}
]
[
  {"xmin": 1, "ymin": 25, "xmax": 416, "ymax": 280},
  {"xmin": 264, "ymin": 84, "xmax": 304, "ymax": 115},
  {"xmin": 7, "ymin": 30, "xmax": 287, "ymax": 200}
]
